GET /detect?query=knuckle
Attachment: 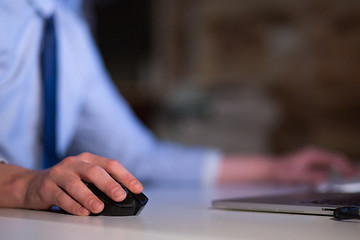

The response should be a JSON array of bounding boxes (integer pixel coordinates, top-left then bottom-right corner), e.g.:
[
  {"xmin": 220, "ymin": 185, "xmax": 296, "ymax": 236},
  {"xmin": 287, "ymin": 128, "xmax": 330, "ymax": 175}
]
[
  {"xmin": 64, "ymin": 177, "xmax": 79, "ymax": 193},
  {"xmin": 62, "ymin": 156, "xmax": 78, "ymax": 165},
  {"xmin": 48, "ymin": 166, "xmax": 60, "ymax": 179},
  {"xmin": 106, "ymin": 159, "xmax": 120, "ymax": 170},
  {"xmin": 78, "ymin": 152, "xmax": 94, "ymax": 159},
  {"xmin": 86, "ymin": 164, "xmax": 103, "ymax": 176}
]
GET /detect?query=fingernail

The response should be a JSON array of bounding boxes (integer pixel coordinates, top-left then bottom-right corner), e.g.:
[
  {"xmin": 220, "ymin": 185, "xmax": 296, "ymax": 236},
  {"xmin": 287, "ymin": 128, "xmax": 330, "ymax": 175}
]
[
  {"xmin": 79, "ymin": 206, "xmax": 90, "ymax": 216},
  {"xmin": 90, "ymin": 199, "xmax": 103, "ymax": 213},
  {"xmin": 114, "ymin": 188, "xmax": 126, "ymax": 201},
  {"xmin": 131, "ymin": 180, "xmax": 143, "ymax": 192}
]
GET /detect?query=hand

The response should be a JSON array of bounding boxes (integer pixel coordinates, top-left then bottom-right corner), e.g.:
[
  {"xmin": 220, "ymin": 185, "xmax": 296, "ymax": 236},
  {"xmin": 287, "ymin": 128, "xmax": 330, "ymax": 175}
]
[
  {"xmin": 218, "ymin": 147, "xmax": 358, "ymax": 185},
  {"xmin": 19, "ymin": 152, "xmax": 142, "ymax": 216},
  {"xmin": 272, "ymin": 147, "xmax": 358, "ymax": 184}
]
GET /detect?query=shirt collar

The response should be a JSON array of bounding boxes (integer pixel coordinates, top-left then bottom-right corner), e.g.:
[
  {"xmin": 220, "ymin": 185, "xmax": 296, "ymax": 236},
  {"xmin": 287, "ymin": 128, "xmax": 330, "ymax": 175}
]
[{"xmin": 27, "ymin": 0, "xmax": 56, "ymax": 18}]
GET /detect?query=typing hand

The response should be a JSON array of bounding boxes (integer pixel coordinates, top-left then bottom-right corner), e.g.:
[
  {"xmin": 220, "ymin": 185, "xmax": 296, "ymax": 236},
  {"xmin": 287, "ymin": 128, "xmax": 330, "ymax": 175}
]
[
  {"xmin": 218, "ymin": 147, "xmax": 358, "ymax": 185},
  {"xmin": 24, "ymin": 152, "xmax": 143, "ymax": 216},
  {"xmin": 273, "ymin": 147, "xmax": 358, "ymax": 184}
]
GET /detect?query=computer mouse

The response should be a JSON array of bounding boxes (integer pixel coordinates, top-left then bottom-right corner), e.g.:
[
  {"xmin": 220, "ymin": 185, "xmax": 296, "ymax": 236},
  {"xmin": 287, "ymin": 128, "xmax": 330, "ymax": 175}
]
[{"xmin": 84, "ymin": 181, "xmax": 149, "ymax": 216}]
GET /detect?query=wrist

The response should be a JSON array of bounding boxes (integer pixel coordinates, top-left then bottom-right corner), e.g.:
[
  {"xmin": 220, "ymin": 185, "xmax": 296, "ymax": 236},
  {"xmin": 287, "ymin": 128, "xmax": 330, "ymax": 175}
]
[
  {"xmin": 0, "ymin": 164, "xmax": 37, "ymax": 208},
  {"xmin": 218, "ymin": 154, "xmax": 276, "ymax": 184}
]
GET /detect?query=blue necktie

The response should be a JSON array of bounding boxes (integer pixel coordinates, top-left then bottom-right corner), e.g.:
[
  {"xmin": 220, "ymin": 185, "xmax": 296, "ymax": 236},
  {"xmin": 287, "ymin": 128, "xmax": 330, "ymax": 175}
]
[{"xmin": 41, "ymin": 16, "xmax": 59, "ymax": 169}]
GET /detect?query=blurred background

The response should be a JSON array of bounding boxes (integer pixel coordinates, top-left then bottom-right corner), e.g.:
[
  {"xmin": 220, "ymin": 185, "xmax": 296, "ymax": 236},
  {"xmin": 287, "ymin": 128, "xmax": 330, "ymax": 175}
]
[{"xmin": 84, "ymin": 0, "xmax": 360, "ymax": 159}]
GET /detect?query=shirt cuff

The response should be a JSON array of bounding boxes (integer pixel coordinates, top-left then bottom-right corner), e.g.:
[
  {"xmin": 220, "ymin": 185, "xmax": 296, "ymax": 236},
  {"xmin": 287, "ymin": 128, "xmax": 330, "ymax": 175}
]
[{"xmin": 200, "ymin": 150, "xmax": 222, "ymax": 189}]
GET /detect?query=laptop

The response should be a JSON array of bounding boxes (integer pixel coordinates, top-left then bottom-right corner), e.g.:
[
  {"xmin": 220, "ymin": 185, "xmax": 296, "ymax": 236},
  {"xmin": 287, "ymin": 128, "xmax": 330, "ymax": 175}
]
[{"xmin": 212, "ymin": 182, "xmax": 360, "ymax": 216}]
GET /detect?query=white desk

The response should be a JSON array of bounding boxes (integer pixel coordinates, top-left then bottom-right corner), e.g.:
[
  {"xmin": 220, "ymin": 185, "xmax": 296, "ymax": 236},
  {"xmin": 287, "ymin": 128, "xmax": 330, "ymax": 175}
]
[{"xmin": 1, "ymin": 185, "xmax": 359, "ymax": 240}]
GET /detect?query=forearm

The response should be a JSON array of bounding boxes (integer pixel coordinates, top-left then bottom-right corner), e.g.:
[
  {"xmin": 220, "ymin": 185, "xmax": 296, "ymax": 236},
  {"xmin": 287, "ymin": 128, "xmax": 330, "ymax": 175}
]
[
  {"xmin": 217, "ymin": 155, "xmax": 275, "ymax": 185},
  {"xmin": 0, "ymin": 163, "xmax": 36, "ymax": 208}
]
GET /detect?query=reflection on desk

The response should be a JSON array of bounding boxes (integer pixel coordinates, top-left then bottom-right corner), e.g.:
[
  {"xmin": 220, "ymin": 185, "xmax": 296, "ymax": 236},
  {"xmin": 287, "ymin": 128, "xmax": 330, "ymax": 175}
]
[{"xmin": 1, "ymin": 185, "xmax": 359, "ymax": 240}]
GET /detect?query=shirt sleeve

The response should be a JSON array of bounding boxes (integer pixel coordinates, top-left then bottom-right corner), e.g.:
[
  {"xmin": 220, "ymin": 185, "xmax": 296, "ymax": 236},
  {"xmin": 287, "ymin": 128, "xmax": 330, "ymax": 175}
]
[{"xmin": 65, "ymin": 18, "xmax": 221, "ymax": 186}]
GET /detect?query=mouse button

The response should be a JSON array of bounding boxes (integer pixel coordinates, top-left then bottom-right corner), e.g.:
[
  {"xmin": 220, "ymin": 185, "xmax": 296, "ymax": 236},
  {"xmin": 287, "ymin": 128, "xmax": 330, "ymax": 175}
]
[
  {"xmin": 113, "ymin": 194, "xmax": 137, "ymax": 207},
  {"xmin": 122, "ymin": 186, "xmax": 129, "ymax": 194},
  {"xmin": 86, "ymin": 183, "xmax": 115, "ymax": 205},
  {"xmin": 130, "ymin": 192, "xmax": 149, "ymax": 206},
  {"xmin": 100, "ymin": 204, "xmax": 137, "ymax": 216},
  {"xmin": 134, "ymin": 205, "xmax": 146, "ymax": 216},
  {"xmin": 86, "ymin": 183, "xmax": 106, "ymax": 198}
]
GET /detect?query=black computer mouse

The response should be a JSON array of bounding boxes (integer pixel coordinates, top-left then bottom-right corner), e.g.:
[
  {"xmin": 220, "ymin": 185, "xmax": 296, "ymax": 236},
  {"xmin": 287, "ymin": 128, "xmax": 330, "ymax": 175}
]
[{"xmin": 84, "ymin": 182, "xmax": 149, "ymax": 216}]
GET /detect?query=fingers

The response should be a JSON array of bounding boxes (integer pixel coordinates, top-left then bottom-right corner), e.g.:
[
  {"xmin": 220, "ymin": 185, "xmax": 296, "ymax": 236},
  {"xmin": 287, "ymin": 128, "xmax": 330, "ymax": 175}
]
[
  {"xmin": 52, "ymin": 174, "xmax": 104, "ymax": 214},
  {"xmin": 51, "ymin": 187, "xmax": 91, "ymax": 216},
  {"xmin": 99, "ymin": 159, "xmax": 143, "ymax": 194},
  {"xmin": 299, "ymin": 148, "xmax": 356, "ymax": 177},
  {"xmin": 284, "ymin": 147, "xmax": 359, "ymax": 184},
  {"xmin": 77, "ymin": 153, "xmax": 143, "ymax": 194},
  {"xmin": 28, "ymin": 174, "xmax": 92, "ymax": 216},
  {"xmin": 301, "ymin": 168, "xmax": 330, "ymax": 185},
  {"xmin": 77, "ymin": 162, "xmax": 127, "ymax": 201},
  {"xmin": 328, "ymin": 154, "xmax": 357, "ymax": 176}
]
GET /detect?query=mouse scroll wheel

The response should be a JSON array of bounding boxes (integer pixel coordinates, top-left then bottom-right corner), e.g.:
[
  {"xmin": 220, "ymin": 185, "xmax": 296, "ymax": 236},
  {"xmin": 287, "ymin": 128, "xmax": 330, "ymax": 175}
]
[{"xmin": 121, "ymin": 185, "xmax": 129, "ymax": 195}]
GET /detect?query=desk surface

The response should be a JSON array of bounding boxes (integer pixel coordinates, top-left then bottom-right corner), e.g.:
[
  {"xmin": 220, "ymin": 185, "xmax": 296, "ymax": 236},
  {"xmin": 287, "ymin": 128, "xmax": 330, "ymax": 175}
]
[{"xmin": 1, "ymin": 185, "xmax": 359, "ymax": 240}]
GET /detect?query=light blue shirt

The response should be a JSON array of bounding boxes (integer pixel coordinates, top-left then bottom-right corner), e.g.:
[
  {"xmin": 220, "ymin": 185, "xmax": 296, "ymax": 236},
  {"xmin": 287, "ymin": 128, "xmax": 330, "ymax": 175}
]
[{"xmin": 0, "ymin": 0, "xmax": 220, "ymax": 185}]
